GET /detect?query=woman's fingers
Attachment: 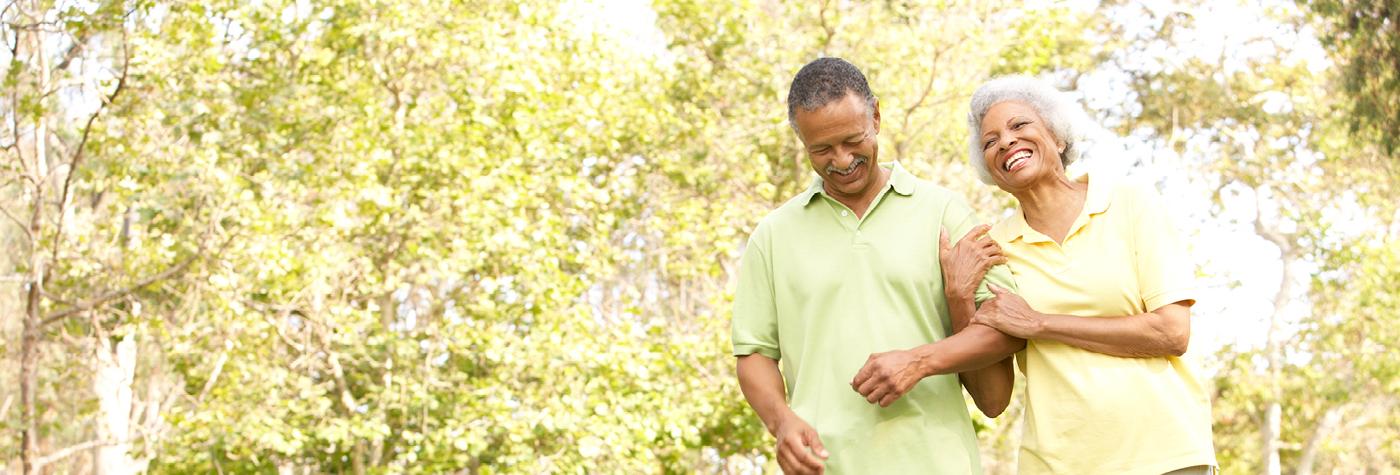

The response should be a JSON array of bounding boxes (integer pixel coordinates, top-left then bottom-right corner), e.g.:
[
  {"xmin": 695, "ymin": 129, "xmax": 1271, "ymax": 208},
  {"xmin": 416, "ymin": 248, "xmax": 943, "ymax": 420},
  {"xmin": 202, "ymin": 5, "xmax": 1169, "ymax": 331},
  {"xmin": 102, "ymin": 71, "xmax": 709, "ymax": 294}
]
[
  {"xmin": 966, "ymin": 224, "xmax": 993, "ymax": 242},
  {"xmin": 979, "ymin": 237, "xmax": 1002, "ymax": 252}
]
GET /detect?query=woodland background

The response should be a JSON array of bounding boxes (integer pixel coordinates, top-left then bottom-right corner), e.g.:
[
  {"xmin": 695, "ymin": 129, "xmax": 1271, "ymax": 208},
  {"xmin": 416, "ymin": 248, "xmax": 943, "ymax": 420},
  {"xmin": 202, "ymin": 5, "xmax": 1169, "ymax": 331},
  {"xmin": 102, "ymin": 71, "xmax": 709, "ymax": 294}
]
[{"xmin": 2, "ymin": 0, "xmax": 1397, "ymax": 473}]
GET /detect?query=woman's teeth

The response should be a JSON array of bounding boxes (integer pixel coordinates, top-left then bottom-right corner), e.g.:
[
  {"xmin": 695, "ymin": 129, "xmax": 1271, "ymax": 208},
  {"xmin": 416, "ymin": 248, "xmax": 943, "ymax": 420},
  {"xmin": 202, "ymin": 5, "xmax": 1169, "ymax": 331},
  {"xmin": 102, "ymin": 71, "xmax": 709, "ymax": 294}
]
[{"xmin": 1003, "ymin": 150, "xmax": 1031, "ymax": 172}]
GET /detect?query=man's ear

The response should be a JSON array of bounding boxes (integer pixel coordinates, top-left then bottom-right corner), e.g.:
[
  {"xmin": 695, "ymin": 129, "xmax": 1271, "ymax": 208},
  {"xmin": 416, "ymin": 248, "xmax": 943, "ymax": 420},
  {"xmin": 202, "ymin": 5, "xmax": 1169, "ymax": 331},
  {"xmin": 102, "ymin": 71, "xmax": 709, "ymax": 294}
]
[{"xmin": 871, "ymin": 98, "xmax": 881, "ymax": 134}]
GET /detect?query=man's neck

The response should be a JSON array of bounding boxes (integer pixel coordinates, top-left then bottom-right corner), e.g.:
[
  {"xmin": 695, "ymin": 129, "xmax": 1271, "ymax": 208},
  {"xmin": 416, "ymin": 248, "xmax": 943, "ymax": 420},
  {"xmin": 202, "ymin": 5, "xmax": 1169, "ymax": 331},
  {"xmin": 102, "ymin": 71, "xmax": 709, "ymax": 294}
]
[{"xmin": 826, "ymin": 166, "xmax": 892, "ymax": 219}]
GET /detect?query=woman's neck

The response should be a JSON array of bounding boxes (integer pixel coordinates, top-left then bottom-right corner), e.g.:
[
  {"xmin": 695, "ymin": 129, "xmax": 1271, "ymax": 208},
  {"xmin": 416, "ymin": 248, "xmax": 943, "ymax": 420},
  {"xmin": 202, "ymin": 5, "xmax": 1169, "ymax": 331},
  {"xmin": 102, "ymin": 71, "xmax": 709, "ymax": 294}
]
[{"xmin": 1012, "ymin": 174, "xmax": 1088, "ymax": 244}]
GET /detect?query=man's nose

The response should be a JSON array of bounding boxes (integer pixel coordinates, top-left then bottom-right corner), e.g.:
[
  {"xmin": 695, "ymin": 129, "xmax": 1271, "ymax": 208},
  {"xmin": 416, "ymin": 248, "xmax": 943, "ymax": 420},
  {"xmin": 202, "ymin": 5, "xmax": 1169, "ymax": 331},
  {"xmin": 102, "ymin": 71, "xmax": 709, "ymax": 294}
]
[{"xmin": 833, "ymin": 146, "xmax": 857, "ymax": 166}]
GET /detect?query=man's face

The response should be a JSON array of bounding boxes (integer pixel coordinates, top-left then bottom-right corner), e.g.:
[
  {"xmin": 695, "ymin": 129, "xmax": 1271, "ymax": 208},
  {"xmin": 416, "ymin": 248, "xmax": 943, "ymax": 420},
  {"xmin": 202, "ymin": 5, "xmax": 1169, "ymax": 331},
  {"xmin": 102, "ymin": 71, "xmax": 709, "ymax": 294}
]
[{"xmin": 792, "ymin": 93, "xmax": 882, "ymax": 201}]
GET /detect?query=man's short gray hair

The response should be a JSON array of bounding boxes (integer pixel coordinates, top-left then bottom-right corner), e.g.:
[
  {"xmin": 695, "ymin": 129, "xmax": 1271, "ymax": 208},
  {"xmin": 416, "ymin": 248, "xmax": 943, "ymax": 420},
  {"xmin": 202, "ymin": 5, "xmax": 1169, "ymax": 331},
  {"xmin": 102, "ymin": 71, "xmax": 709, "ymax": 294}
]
[
  {"xmin": 787, "ymin": 57, "xmax": 877, "ymax": 126},
  {"xmin": 966, "ymin": 75, "xmax": 1089, "ymax": 185}
]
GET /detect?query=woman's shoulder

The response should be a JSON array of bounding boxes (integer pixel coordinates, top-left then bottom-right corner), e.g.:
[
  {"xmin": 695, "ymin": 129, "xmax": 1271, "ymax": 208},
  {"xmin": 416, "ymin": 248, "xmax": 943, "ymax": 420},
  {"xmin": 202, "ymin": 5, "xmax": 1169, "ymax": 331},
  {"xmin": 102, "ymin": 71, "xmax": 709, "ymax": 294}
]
[{"xmin": 1097, "ymin": 175, "xmax": 1166, "ymax": 212}]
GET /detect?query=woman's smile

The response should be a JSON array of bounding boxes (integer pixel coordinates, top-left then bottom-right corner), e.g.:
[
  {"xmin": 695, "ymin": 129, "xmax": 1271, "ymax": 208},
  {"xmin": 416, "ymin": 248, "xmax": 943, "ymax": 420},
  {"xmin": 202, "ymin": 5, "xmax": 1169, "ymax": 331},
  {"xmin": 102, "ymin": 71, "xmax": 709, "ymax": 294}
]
[{"xmin": 1002, "ymin": 148, "xmax": 1034, "ymax": 173}]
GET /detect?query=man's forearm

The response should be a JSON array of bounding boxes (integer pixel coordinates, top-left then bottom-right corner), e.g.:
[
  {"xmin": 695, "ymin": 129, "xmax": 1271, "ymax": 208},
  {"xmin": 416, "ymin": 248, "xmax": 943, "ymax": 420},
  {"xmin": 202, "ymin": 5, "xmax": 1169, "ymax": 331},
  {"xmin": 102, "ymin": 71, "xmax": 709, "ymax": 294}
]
[
  {"xmin": 909, "ymin": 325, "xmax": 1022, "ymax": 416},
  {"xmin": 941, "ymin": 295, "xmax": 1023, "ymax": 415},
  {"xmin": 736, "ymin": 354, "xmax": 796, "ymax": 435},
  {"xmin": 916, "ymin": 324, "xmax": 1024, "ymax": 375}
]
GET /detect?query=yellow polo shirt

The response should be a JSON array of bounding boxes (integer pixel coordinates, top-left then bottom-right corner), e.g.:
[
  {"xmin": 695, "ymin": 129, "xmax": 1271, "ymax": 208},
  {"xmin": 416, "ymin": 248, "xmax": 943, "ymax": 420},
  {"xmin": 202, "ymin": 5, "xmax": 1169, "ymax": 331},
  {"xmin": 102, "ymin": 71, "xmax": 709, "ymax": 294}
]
[{"xmin": 989, "ymin": 174, "xmax": 1216, "ymax": 474}]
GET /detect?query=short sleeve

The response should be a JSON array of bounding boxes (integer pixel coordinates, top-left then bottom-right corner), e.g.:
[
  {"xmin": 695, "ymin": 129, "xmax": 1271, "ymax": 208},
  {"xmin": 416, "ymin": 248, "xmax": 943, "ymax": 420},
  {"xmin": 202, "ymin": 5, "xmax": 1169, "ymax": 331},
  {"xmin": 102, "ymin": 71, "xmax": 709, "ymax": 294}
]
[
  {"xmin": 1131, "ymin": 185, "xmax": 1197, "ymax": 311},
  {"xmin": 942, "ymin": 195, "xmax": 1019, "ymax": 304},
  {"xmin": 732, "ymin": 222, "xmax": 781, "ymax": 360}
]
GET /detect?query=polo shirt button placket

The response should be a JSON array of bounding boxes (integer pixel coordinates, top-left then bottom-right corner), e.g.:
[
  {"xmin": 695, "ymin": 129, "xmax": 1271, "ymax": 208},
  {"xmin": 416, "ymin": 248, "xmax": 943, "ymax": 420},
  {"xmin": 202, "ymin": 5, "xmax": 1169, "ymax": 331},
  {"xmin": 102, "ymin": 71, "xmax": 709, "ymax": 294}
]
[{"xmin": 1053, "ymin": 245, "xmax": 1071, "ymax": 274}]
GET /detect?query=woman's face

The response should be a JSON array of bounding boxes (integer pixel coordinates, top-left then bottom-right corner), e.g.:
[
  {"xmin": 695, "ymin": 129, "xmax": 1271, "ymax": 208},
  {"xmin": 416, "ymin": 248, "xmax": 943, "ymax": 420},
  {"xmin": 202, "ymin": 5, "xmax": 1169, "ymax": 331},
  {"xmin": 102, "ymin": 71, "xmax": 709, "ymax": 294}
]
[{"xmin": 979, "ymin": 100, "xmax": 1066, "ymax": 192}]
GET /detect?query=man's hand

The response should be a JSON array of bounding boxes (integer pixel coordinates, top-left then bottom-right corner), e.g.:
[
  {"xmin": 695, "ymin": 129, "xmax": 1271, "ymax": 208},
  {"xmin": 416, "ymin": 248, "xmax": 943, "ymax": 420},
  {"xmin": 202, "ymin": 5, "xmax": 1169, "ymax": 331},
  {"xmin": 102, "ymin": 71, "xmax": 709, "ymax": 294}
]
[
  {"xmin": 774, "ymin": 414, "xmax": 828, "ymax": 474},
  {"xmin": 851, "ymin": 350, "xmax": 926, "ymax": 407},
  {"xmin": 940, "ymin": 225, "xmax": 1006, "ymax": 305},
  {"xmin": 973, "ymin": 285, "xmax": 1043, "ymax": 339}
]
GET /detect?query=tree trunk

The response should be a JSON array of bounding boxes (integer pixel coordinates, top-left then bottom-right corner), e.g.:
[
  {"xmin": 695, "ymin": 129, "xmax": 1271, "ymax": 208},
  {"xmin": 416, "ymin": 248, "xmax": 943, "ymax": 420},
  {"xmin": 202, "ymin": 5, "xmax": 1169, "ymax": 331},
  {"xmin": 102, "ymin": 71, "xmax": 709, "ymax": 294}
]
[
  {"xmin": 21, "ymin": 272, "xmax": 41, "ymax": 475},
  {"xmin": 1255, "ymin": 201, "xmax": 1295, "ymax": 475},
  {"xmin": 93, "ymin": 333, "xmax": 140, "ymax": 475},
  {"xmin": 1260, "ymin": 402, "xmax": 1281, "ymax": 475},
  {"xmin": 20, "ymin": 11, "xmax": 50, "ymax": 473},
  {"xmin": 1296, "ymin": 406, "xmax": 1343, "ymax": 475}
]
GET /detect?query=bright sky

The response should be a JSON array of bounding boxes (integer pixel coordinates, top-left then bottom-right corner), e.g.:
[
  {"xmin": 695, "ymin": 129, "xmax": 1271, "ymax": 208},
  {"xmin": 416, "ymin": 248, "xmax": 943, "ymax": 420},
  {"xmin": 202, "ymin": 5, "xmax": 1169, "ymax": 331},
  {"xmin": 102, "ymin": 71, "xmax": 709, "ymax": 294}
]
[{"xmin": 572, "ymin": 0, "xmax": 1342, "ymax": 376}]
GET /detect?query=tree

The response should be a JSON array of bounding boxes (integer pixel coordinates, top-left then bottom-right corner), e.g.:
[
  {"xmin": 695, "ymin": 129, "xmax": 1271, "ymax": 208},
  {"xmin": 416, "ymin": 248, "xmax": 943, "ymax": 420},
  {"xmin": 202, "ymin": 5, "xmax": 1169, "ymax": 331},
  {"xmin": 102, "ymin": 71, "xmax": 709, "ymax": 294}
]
[
  {"xmin": 1298, "ymin": 0, "xmax": 1400, "ymax": 158},
  {"xmin": 3, "ymin": 0, "xmax": 221, "ymax": 473},
  {"xmin": 1099, "ymin": 1, "xmax": 1400, "ymax": 472},
  {"xmin": 0, "ymin": 0, "xmax": 1111, "ymax": 472}
]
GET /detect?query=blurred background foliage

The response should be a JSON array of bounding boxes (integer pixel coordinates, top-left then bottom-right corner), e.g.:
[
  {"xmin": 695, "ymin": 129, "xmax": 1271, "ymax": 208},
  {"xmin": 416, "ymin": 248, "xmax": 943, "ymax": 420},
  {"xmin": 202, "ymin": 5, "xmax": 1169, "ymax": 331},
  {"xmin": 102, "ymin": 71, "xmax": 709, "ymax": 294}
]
[{"xmin": 0, "ymin": 0, "xmax": 1395, "ymax": 473}]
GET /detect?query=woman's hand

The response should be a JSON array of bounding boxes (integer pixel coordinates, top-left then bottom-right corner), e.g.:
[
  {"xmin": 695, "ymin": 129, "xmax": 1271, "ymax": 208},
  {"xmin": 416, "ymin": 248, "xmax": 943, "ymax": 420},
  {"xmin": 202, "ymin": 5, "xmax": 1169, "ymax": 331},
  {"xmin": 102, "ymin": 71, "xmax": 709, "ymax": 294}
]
[
  {"xmin": 973, "ymin": 285, "xmax": 1044, "ymax": 339},
  {"xmin": 940, "ymin": 224, "xmax": 1006, "ymax": 304}
]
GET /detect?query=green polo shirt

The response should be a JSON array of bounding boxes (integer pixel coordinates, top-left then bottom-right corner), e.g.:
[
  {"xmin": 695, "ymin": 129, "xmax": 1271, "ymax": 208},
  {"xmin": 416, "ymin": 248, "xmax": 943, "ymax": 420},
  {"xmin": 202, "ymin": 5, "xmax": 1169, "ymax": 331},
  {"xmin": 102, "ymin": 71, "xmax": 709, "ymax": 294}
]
[{"xmin": 732, "ymin": 162, "xmax": 1017, "ymax": 474}]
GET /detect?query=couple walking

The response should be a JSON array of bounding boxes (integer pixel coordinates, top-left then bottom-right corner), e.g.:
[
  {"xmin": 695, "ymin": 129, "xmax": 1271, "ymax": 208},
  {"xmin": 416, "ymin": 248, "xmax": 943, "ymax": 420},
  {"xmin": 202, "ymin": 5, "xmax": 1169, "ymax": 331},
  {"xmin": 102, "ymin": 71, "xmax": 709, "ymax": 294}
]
[{"xmin": 732, "ymin": 58, "xmax": 1216, "ymax": 474}]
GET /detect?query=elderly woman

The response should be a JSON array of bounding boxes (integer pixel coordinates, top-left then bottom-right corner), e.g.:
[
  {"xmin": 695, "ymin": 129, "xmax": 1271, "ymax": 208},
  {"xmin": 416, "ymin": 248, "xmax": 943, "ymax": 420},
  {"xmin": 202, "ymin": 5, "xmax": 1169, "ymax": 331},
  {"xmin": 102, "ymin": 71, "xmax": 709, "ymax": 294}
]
[{"xmin": 927, "ymin": 76, "xmax": 1217, "ymax": 474}]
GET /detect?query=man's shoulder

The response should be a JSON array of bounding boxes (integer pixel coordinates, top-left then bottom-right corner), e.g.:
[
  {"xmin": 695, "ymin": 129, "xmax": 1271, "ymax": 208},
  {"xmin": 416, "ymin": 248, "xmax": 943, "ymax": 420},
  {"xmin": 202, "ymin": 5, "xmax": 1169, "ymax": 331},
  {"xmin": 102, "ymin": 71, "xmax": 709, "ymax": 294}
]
[
  {"xmin": 742, "ymin": 191, "xmax": 811, "ymax": 246},
  {"xmin": 756, "ymin": 186, "xmax": 822, "ymax": 225},
  {"xmin": 906, "ymin": 176, "xmax": 967, "ymax": 204}
]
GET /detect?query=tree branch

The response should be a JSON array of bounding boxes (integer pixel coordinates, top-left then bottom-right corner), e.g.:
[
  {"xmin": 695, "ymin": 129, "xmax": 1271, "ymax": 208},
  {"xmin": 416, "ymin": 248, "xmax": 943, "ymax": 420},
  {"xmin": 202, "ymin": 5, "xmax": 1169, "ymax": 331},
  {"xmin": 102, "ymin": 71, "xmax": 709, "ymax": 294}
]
[
  {"xmin": 196, "ymin": 350, "xmax": 230, "ymax": 403},
  {"xmin": 51, "ymin": 29, "xmax": 130, "ymax": 266},
  {"xmin": 50, "ymin": 28, "xmax": 89, "ymax": 72},
  {"xmin": 0, "ymin": 203, "xmax": 34, "ymax": 244},
  {"xmin": 34, "ymin": 438, "xmax": 131, "ymax": 470},
  {"xmin": 40, "ymin": 253, "xmax": 196, "ymax": 328}
]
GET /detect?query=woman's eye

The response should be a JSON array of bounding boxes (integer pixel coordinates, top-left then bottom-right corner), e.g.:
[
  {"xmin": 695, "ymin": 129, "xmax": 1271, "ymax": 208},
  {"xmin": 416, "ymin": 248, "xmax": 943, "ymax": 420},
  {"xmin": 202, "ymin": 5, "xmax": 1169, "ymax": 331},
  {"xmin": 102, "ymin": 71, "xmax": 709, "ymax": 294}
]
[
  {"xmin": 983, "ymin": 140, "xmax": 995, "ymax": 150},
  {"xmin": 1012, "ymin": 121, "xmax": 1029, "ymax": 130}
]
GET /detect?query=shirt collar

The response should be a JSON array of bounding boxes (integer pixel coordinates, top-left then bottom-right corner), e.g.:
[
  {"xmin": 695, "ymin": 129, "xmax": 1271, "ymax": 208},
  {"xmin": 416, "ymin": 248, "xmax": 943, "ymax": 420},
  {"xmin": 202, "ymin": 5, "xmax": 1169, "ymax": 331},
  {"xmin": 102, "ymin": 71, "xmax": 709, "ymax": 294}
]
[
  {"xmin": 991, "ymin": 172, "xmax": 1112, "ymax": 243},
  {"xmin": 799, "ymin": 161, "xmax": 915, "ymax": 206}
]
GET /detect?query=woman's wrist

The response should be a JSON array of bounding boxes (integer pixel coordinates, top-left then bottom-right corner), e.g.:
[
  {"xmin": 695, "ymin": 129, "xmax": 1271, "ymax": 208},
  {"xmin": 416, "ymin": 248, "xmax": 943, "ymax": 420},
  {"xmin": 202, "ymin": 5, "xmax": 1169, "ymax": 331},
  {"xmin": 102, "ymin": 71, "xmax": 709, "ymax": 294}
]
[{"xmin": 1027, "ymin": 311, "xmax": 1052, "ymax": 339}]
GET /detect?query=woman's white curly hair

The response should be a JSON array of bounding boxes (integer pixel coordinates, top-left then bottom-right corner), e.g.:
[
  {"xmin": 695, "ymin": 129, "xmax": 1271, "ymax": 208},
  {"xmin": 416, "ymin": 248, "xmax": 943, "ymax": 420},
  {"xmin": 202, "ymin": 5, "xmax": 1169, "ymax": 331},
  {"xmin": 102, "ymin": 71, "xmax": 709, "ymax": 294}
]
[{"xmin": 967, "ymin": 75, "xmax": 1092, "ymax": 185}]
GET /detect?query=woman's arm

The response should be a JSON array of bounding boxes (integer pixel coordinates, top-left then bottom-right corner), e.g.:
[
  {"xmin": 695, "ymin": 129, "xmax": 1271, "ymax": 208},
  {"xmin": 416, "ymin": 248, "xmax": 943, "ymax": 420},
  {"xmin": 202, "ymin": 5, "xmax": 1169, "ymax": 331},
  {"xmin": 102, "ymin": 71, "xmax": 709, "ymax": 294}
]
[
  {"xmin": 850, "ymin": 225, "xmax": 1025, "ymax": 416},
  {"xmin": 939, "ymin": 225, "xmax": 1022, "ymax": 416},
  {"xmin": 849, "ymin": 323, "xmax": 1023, "ymax": 416},
  {"xmin": 945, "ymin": 297, "xmax": 1020, "ymax": 417},
  {"xmin": 975, "ymin": 285, "xmax": 1192, "ymax": 358}
]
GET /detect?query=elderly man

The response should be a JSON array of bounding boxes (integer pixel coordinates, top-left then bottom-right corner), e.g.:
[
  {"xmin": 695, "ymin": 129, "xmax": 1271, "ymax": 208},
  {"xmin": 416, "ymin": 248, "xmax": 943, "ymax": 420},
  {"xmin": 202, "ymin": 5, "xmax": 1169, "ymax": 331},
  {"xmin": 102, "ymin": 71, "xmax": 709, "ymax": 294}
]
[{"xmin": 732, "ymin": 57, "xmax": 1021, "ymax": 474}]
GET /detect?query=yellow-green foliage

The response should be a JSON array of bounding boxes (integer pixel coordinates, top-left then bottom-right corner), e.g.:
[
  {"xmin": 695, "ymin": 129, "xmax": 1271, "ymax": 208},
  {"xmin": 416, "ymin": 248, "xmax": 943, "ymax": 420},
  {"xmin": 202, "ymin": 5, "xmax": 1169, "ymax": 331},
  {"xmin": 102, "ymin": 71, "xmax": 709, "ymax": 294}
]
[{"xmin": 2, "ymin": 0, "xmax": 1396, "ymax": 474}]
